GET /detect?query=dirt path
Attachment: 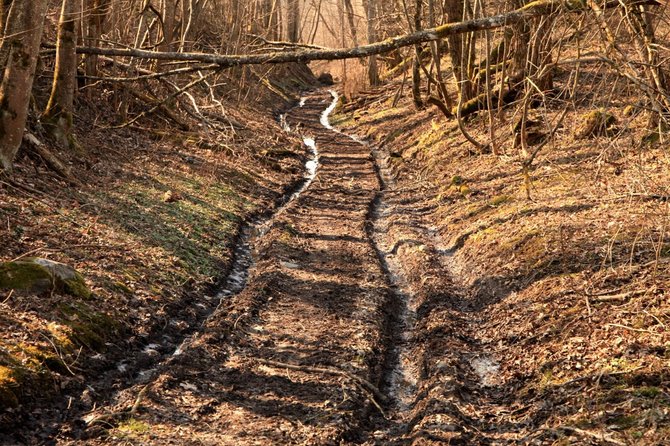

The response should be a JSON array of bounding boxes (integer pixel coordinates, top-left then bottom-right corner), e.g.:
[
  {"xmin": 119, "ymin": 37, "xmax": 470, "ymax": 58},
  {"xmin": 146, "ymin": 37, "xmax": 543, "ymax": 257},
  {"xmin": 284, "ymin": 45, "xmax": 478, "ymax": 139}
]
[
  {"xmin": 44, "ymin": 91, "xmax": 522, "ymax": 446},
  {"xmin": 46, "ymin": 92, "xmax": 400, "ymax": 445}
]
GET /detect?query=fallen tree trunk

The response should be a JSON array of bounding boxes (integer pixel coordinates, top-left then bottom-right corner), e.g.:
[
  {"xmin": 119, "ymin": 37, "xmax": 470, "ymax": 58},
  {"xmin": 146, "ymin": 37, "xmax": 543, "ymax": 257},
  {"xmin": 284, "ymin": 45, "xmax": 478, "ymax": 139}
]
[{"xmin": 70, "ymin": 0, "xmax": 657, "ymax": 69}]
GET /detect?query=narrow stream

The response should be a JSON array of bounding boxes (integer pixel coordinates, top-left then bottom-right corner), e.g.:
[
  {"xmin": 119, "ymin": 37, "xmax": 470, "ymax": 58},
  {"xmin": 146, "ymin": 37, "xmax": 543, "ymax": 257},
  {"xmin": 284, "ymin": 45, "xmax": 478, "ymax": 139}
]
[{"xmin": 168, "ymin": 94, "xmax": 333, "ymax": 360}]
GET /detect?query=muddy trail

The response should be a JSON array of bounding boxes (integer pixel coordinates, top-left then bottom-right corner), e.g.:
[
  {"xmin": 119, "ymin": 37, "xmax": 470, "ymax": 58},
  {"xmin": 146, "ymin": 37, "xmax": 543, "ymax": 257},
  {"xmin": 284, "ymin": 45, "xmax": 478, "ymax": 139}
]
[{"xmin": 25, "ymin": 91, "xmax": 525, "ymax": 445}]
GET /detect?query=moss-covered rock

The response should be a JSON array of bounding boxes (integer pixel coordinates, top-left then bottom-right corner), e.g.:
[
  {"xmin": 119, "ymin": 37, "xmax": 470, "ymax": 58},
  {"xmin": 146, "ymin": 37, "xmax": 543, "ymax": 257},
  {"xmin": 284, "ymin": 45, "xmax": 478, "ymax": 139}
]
[
  {"xmin": 0, "ymin": 365, "xmax": 20, "ymax": 408},
  {"xmin": 0, "ymin": 258, "xmax": 91, "ymax": 299},
  {"xmin": 0, "ymin": 261, "xmax": 52, "ymax": 292}
]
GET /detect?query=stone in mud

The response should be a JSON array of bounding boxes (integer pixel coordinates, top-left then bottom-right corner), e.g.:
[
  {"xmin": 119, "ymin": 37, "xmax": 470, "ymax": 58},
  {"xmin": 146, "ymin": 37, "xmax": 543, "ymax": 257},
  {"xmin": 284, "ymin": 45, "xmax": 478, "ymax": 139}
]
[
  {"xmin": 318, "ymin": 72, "xmax": 334, "ymax": 86},
  {"xmin": 0, "ymin": 258, "xmax": 92, "ymax": 299}
]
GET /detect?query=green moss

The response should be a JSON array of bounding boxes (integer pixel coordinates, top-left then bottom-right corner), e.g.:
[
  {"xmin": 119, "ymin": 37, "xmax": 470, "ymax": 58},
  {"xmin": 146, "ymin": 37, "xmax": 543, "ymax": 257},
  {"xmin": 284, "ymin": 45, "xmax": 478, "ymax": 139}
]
[
  {"xmin": 609, "ymin": 414, "xmax": 638, "ymax": 430},
  {"xmin": 0, "ymin": 366, "xmax": 19, "ymax": 407},
  {"xmin": 46, "ymin": 322, "xmax": 76, "ymax": 353},
  {"xmin": 416, "ymin": 126, "xmax": 445, "ymax": 152},
  {"xmin": 576, "ymin": 109, "xmax": 617, "ymax": 139},
  {"xmin": 118, "ymin": 418, "xmax": 150, "ymax": 437},
  {"xmin": 489, "ymin": 195, "xmax": 511, "ymax": 207},
  {"xmin": 451, "ymin": 175, "xmax": 464, "ymax": 186},
  {"xmin": 0, "ymin": 260, "xmax": 91, "ymax": 299},
  {"xmin": 112, "ymin": 280, "xmax": 134, "ymax": 296},
  {"xmin": 636, "ymin": 386, "xmax": 661, "ymax": 398},
  {"xmin": 329, "ymin": 114, "xmax": 354, "ymax": 128},
  {"xmin": 383, "ymin": 129, "xmax": 404, "ymax": 146},
  {"xmin": 0, "ymin": 261, "xmax": 52, "ymax": 291},
  {"xmin": 59, "ymin": 303, "xmax": 118, "ymax": 351},
  {"xmin": 61, "ymin": 272, "xmax": 92, "ymax": 300}
]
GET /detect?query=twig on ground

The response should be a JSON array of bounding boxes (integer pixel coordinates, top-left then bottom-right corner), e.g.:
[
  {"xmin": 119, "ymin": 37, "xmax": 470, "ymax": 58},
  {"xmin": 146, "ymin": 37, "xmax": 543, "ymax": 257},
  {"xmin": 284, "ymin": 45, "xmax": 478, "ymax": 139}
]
[
  {"xmin": 606, "ymin": 323, "xmax": 661, "ymax": 335},
  {"xmin": 1, "ymin": 290, "xmax": 14, "ymax": 305},
  {"xmin": 256, "ymin": 358, "xmax": 388, "ymax": 408},
  {"xmin": 10, "ymin": 244, "xmax": 113, "ymax": 262},
  {"xmin": 559, "ymin": 425, "xmax": 626, "ymax": 445},
  {"xmin": 38, "ymin": 332, "xmax": 77, "ymax": 376},
  {"xmin": 591, "ymin": 289, "xmax": 648, "ymax": 303},
  {"xmin": 85, "ymin": 384, "xmax": 150, "ymax": 426}
]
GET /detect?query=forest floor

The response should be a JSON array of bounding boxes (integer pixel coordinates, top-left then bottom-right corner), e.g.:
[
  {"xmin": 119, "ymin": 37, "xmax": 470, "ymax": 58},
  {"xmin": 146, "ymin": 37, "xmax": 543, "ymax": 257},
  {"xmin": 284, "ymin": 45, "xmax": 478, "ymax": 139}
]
[{"xmin": 2, "ymin": 72, "xmax": 670, "ymax": 445}]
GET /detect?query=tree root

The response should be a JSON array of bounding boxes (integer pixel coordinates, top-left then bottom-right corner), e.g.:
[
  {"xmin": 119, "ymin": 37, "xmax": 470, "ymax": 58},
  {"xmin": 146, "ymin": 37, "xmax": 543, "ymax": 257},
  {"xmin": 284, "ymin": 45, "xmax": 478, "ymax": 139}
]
[
  {"xmin": 256, "ymin": 358, "xmax": 388, "ymax": 414},
  {"xmin": 84, "ymin": 384, "xmax": 150, "ymax": 428}
]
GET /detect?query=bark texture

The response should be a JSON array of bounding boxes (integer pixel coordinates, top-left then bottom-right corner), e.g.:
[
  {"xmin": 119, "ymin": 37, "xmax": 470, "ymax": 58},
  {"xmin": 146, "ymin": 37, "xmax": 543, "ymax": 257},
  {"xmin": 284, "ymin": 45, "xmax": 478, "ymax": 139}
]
[
  {"xmin": 364, "ymin": 0, "xmax": 380, "ymax": 86},
  {"xmin": 287, "ymin": 0, "xmax": 300, "ymax": 42},
  {"xmin": 0, "ymin": 0, "xmax": 48, "ymax": 170},
  {"xmin": 84, "ymin": 0, "xmax": 111, "ymax": 78},
  {"xmin": 43, "ymin": 0, "xmax": 79, "ymax": 149}
]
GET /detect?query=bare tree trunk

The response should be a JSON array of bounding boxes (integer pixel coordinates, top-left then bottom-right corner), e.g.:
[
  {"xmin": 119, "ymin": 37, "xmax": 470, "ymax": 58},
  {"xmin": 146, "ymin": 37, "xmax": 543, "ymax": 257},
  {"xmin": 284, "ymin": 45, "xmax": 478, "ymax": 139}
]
[
  {"xmin": 622, "ymin": 3, "xmax": 670, "ymax": 111},
  {"xmin": 343, "ymin": 0, "xmax": 359, "ymax": 47},
  {"xmin": 364, "ymin": 0, "xmax": 380, "ymax": 86},
  {"xmin": 0, "ymin": 0, "xmax": 48, "ymax": 170},
  {"xmin": 509, "ymin": 0, "xmax": 530, "ymax": 82},
  {"xmin": 532, "ymin": 16, "xmax": 554, "ymax": 92},
  {"xmin": 412, "ymin": 0, "xmax": 423, "ymax": 107},
  {"xmin": 160, "ymin": 0, "xmax": 176, "ymax": 52},
  {"xmin": 0, "ymin": 0, "xmax": 11, "ymax": 34},
  {"xmin": 444, "ymin": 0, "xmax": 476, "ymax": 101},
  {"xmin": 229, "ymin": 0, "xmax": 241, "ymax": 46},
  {"xmin": 43, "ymin": 0, "xmax": 79, "ymax": 150},
  {"xmin": 428, "ymin": 0, "xmax": 452, "ymax": 109},
  {"xmin": 0, "ymin": 0, "xmax": 14, "ymax": 79},
  {"xmin": 339, "ymin": 0, "xmax": 348, "ymax": 88},
  {"xmin": 307, "ymin": 0, "xmax": 323, "ymax": 44},
  {"xmin": 287, "ymin": 0, "xmax": 300, "ymax": 42},
  {"xmin": 84, "ymin": 0, "xmax": 111, "ymax": 79},
  {"xmin": 179, "ymin": 0, "xmax": 194, "ymax": 52}
]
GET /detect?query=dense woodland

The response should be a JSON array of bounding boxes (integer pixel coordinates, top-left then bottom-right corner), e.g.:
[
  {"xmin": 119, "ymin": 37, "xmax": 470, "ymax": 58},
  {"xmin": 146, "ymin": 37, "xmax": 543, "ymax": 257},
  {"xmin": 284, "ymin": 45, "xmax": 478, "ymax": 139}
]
[
  {"xmin": 1, "ymin": 0, "xmax": 670, "ymax": 444},
  {"xmin": 2, "ymin": 0, "xmax": 670, "ymax": 171}
]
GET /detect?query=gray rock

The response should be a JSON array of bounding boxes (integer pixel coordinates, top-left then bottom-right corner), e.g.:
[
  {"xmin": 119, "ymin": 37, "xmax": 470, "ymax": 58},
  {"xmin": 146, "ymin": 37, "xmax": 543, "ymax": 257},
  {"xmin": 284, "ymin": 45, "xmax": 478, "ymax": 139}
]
[{"xmin": 0, "ymin": 257, "xmax": 92, "ymax": 298}]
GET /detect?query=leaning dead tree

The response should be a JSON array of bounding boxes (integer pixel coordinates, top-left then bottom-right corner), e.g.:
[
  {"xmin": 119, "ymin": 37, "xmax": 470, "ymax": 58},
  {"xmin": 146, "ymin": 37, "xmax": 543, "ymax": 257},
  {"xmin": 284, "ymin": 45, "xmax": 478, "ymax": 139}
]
[{"xmin": 70, "ymin": 0, "xmax": 606, "ymax": 67}]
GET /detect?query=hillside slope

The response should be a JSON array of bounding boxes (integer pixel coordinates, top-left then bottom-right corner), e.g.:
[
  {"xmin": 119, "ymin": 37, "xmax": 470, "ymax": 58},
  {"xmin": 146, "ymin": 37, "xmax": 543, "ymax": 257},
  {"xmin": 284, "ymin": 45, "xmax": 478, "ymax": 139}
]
[
  {"xmin": 0, "ymin": 64, "xmax": 321, "ymax": 440},
  {"xmin": 331, "ymin": 75, "xmax": 670, "ymax": 443}
]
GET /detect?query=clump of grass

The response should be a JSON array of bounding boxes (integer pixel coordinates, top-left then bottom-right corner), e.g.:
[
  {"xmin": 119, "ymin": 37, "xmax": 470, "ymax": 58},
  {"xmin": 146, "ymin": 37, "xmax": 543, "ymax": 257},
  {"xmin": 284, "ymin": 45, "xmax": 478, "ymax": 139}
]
[{"xmin": 117, "ymin": 417, "xmax": 151, "ymax": 438}]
